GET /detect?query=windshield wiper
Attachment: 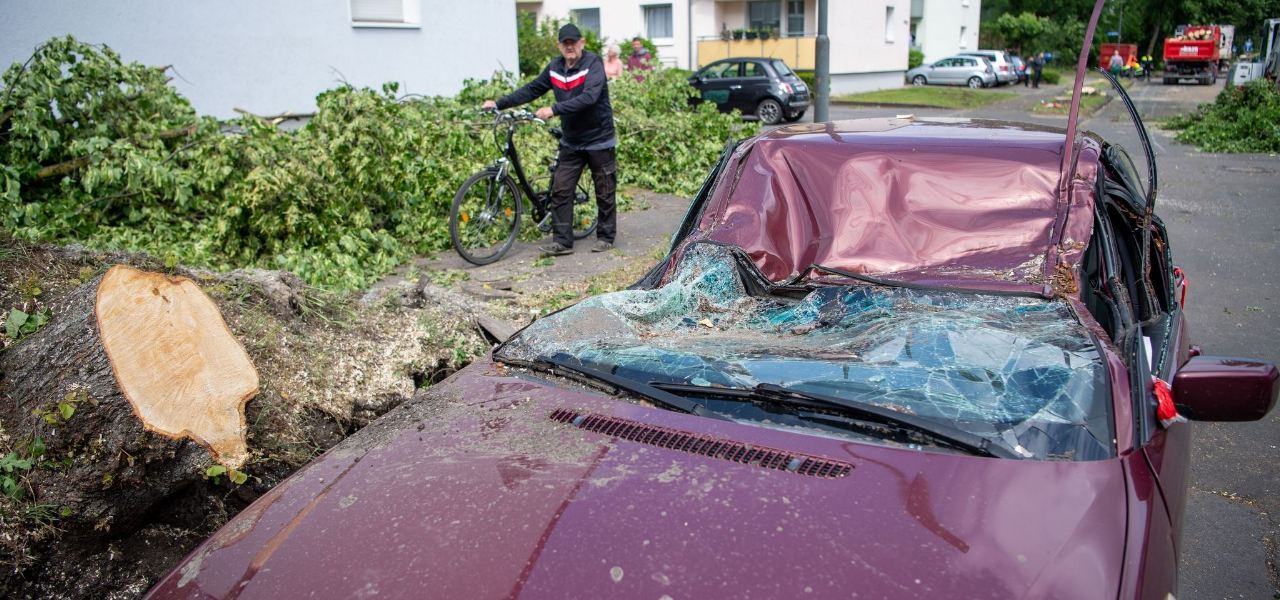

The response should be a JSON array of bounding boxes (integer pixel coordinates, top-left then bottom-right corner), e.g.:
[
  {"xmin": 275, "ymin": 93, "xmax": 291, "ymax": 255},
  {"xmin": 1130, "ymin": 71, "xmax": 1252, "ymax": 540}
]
[
  {"xmin": 501, "ymin": 354, "xmax": 728, "ymax": 421},
  {"xmin": 652, "ymin": 381, "xmax": 1020, "ymax": 459}
]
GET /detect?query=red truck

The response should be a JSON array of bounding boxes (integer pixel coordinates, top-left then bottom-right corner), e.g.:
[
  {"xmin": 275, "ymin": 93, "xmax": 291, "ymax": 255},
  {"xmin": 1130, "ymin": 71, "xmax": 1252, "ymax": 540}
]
[
  {"xmin": 1163, "ymin": 25, "xmax": 1224, "ymax": 84},
  {"xmin": 1100, "ymin": 42, "xmax": 1138, "ymax": 67}
]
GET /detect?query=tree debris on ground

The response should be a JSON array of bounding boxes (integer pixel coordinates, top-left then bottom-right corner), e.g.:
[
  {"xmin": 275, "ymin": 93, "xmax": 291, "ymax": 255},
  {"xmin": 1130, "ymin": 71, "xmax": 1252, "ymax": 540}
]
[{"xmin": 0, "ymin": 237, "xmax": 489, "ymax": 598}]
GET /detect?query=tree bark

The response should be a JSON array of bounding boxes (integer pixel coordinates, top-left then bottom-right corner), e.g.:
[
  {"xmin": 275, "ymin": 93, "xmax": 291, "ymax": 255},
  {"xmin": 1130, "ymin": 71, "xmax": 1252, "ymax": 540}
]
[
  {"xmin": 0, "ymin": 266, "xmax": 256, "ymax": 536},
  {"xmin": 1146, "ymin": 15, "xmax": 1166, "ymax": 59},
  {"xmin": 32, "ymin": 125, "xmax": 198, "ymax": 181}
]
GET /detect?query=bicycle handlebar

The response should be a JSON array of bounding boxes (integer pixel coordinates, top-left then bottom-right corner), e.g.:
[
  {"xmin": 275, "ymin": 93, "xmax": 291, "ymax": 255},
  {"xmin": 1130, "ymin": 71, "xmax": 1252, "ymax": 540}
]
[{"xmin": 481, "ymin": 107, "xmax": 545, "ymax": 126}]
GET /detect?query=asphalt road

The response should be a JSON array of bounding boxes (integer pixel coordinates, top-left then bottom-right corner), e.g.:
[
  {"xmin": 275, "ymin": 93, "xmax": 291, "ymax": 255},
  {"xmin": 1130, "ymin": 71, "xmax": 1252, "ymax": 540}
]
[{"xmin": 804, "ymin": 80, "xmax": 1280, "ymax": 597}]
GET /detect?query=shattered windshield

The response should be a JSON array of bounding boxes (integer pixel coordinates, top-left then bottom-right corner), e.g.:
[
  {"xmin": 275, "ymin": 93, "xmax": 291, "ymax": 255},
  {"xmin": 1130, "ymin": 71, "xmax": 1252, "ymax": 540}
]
[{"xmin": 496, "ymin": 243, "xmax": 1113, "ymax": 461}]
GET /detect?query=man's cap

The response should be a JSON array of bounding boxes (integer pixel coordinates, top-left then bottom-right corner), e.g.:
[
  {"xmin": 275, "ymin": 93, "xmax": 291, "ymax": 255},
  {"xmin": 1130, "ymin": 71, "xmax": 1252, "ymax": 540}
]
[{"xmin": 559, "ymin": 23, "xmax": 582, "ymax": 42}]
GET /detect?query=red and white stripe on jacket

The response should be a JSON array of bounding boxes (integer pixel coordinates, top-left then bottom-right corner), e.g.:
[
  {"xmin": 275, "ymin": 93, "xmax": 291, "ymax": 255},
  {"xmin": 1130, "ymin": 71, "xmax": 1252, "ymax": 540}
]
[{"xmin": 550, "ymin": 69, "xmax": 589, "ymax": 90}]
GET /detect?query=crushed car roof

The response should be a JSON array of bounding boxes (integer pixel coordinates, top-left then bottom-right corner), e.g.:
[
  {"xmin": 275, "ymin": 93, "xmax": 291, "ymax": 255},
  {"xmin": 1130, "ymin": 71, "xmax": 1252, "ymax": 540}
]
[{"xmin": 683, "ymin": 117, "xmax": 1101, "ymax": 296}]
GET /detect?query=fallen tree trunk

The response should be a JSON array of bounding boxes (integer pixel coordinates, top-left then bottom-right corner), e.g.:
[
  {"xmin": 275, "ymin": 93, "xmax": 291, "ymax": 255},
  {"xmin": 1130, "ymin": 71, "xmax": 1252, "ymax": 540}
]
[{"xmin": 0, "ymin": 265, "xmax": 257, "ymax": 535}]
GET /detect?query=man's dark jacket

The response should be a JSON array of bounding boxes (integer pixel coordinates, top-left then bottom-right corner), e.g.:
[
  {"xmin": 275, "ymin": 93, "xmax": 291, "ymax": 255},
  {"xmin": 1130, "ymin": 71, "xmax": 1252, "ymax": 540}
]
[{"xmin": 496, "ymin": 51, "xmax": 616, "ymax": 151}]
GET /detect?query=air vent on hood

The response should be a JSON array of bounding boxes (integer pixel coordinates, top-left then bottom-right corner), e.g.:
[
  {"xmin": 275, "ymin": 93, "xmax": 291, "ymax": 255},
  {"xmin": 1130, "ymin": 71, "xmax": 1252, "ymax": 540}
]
[{"xmin": 549, "ymin": 409, "xmax": 852, "ymax": 479}]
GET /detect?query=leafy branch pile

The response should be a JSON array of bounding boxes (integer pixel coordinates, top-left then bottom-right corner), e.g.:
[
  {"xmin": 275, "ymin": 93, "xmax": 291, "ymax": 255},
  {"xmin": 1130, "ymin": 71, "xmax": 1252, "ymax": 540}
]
[
  {"xmin": 1, "ymin": 36, "xmax": 753, "ymax": 290},
  {"xmin": 1165, "ymin": 80, "xmax": 1280, "ymax": 153}
]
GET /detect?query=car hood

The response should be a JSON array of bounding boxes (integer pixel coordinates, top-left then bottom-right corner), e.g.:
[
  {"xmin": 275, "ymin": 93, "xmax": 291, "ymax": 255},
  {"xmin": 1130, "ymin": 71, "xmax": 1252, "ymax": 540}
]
[{"xmin": 148, "ymin": 359, "xmax": 1127, "ymax": 600}]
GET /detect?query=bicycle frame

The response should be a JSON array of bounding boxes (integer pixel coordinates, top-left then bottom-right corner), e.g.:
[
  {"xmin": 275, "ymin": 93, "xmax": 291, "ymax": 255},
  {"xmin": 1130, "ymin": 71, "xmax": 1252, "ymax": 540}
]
[{"xmin": 486, "ymin": 116, "xmax": 559, "ymax": 224}]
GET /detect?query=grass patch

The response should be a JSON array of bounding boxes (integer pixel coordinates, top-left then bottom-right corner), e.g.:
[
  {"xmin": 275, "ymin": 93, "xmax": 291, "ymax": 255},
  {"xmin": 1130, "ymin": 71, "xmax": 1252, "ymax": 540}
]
[{"xmin": 832, "ymin": 87, "xmax": 1017, "ymax": 109}]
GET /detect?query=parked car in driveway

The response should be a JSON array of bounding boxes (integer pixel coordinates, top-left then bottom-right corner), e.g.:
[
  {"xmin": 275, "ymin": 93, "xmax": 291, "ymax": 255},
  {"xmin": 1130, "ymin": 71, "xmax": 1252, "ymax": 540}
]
[
  {"xmin": 687, "ymin": 57, "xmax": 809, "ymax": 125},
  {"xmin": 906, "ymin": 54, "xmax": 996, "ymax": 88},
  {"xmin": 961, "ymin": 49, "xmax": 1018, "ymax": 84},
  {"xmin": 146, "ymin": 38, "xmax": 1279, "ymax": 600},
  {"xmin": 1011, "ymin": 54, "xmax": 1029, "ymax": 83}
]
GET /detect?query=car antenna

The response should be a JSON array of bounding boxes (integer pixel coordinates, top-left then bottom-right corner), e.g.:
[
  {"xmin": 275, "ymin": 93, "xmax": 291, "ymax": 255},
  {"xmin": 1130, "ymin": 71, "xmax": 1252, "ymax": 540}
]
[{"xmin": 1059, "ymin": 0, "xmax": 1107, "ymax": 197}]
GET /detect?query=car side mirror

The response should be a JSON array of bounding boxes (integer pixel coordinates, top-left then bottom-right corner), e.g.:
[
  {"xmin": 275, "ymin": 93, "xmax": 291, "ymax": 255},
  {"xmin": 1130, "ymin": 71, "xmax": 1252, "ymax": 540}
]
[
  {"xmin": 1173, "ymin": 355, "xmax": 1279, "ymax": 421},
  {"xmin": 689, "ymin": 76, "xmax": 703, "ymax": 85}
]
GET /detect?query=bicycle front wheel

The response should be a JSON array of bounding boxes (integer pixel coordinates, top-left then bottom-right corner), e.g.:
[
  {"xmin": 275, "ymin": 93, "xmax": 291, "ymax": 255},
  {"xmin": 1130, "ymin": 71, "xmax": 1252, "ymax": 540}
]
[{"xmin": 450, "ymin": 171, "xmax": 522, "ymax": 265}]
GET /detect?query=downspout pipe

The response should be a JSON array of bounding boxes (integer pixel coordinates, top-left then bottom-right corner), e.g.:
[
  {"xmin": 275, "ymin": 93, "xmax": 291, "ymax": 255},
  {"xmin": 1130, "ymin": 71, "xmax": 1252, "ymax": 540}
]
[
  {"xmin": 687, "ymin": 0, "xmax": 694, "ymax": 69},
  {"xmin": 814, "ymin": 0, "xmax": 829, "ymax": 122}
]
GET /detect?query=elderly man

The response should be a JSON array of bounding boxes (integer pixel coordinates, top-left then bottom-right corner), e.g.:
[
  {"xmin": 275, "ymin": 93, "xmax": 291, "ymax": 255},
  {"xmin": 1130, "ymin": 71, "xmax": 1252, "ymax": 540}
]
[{"xmin": 482, "ymin": 23, "xmax": 617, "ymax": 256}]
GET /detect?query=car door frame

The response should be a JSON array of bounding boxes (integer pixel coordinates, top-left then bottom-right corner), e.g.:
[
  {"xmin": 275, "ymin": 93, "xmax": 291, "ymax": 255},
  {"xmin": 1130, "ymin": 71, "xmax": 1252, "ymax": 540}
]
[
  {"xmin": 695, "ymin": 60, "xmax": 742, "ymax": 111},
  {"xmin": 736, "ymin": 60, "xmax": 773, "ymax": 113}
]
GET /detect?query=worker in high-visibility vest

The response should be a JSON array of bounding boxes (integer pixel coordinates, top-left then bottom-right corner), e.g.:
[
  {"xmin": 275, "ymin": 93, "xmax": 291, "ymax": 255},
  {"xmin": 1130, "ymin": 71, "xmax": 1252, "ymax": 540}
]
[{"xmin": 1140, "ymin": 54, "xmax": 1154, "ymax": 80}]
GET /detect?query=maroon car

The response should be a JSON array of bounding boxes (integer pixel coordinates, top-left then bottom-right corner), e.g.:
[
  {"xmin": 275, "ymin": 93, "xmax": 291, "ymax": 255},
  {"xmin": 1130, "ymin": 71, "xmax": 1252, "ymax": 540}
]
[{"xmin": 147, "ymin": 19, "xmax": 1277, "ymax": 600}]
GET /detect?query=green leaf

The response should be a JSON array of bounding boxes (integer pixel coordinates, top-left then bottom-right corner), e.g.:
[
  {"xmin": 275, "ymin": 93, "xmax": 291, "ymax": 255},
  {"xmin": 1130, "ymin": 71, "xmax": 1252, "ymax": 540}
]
[
  {"xmin": 205, "ymin": 465, "xmax": 227, "ymax": 478},
  {"xmin": 229, "ymin": 469, "xmax": 248, "ymax": 485},
  {"xmin": 31, "ymin": 437, "xmax": 45, "ymax": 458},
  {"xmin": 57, "ymin": 401, "xmax": 75, "ymax": 420},
  {"xmin": 5, "ymin": 309, "xmax": 28, "ymax": 338},
  {"xmin": 59, "ymin": 505, "xmax": 73, "ymax": 518},
  {"xmin": 2, "ymin": 476, "xmax": 20, "ymax": 499}
]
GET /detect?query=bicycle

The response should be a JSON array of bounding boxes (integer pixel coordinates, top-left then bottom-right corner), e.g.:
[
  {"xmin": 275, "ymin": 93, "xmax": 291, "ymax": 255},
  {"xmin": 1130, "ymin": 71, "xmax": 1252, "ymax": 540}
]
[{"xmin": 449, "ymin": 109, "xmax": 597, "ymax": 265}]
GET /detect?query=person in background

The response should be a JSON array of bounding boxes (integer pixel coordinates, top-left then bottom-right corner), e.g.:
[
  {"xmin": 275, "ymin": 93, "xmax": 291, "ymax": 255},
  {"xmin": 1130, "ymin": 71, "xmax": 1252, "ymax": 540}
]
[
  {"xmin": 481, "ymin": 24, "xmax": 618, "ymax": 256},
  {"xmin": 603, "ymin": 43, "xmax": 624, "ymax": 79},
  {"xmin": 1109, "ymin": 50, "xmax": 1124, "ymax": 77},
  {"xmin": 1032, "ymin": 52, "xmax": 1045, "ymax": 88},
  {"xmin": 1141, "ymin": 54, "xmax": 1153, "ymax": 80},
  {"xmin": 626, "ymin": 37, "xmax": 655, "ymax": 80}
]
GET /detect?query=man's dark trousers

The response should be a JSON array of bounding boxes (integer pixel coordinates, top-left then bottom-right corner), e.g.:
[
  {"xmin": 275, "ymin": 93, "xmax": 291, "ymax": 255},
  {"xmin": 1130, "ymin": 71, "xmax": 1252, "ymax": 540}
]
[{"xmin": 550, "ymin": 146, "xmax": 616, "ymax": 248}]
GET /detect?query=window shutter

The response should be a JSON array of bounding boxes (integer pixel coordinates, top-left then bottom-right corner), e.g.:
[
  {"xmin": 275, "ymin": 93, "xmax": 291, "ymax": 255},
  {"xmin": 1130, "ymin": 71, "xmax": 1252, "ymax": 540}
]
[{"xmin": 351, "ymin": 0, "xmax": 404, "ymax": 23}]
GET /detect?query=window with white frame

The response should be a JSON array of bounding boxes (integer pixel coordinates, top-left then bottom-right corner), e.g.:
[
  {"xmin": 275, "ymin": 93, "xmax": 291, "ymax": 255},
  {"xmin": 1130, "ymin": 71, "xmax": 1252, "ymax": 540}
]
[
  {"xmin": 571, "ymin": 8, "xmax": 601, "ymax": 33},
  {"xmin": 349, "ymin": 0, "xmax": 420, "ymax": 27},
  {"xmin": 644, "ymin": 4, "xmax": 674, "ymax": 39},
  {"xmin": 786, "ymin": 0, "xmax": 804, "ymax": 36},
  {"xmin": 884, "ymin": 6, "xmax": 895, "ymax": 42}
]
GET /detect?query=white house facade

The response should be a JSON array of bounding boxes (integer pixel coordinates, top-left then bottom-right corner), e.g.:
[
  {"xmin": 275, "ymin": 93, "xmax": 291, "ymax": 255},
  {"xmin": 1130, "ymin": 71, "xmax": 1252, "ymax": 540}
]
[
  {"xmin": 0, "ymin": 0, "xmax": 518, "ymax": 118},
  {"xmin": 520, "ymin": 0, "xmax": 922, "ymax": 93},
  {"xmin": 910, "ymin": 0, "xmax": 983, "ymax": 64}
]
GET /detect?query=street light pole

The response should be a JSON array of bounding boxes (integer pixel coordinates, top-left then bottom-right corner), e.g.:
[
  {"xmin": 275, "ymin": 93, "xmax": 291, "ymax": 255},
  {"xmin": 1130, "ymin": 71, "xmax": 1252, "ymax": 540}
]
[{"xmin": 814, "ymin": 0, "xmax": 829, "ymax": 122}]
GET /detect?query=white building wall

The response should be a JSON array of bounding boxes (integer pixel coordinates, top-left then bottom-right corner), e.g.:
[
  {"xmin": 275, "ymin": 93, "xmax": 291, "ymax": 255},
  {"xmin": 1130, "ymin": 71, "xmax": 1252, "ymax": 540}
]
[
  {"xmin": 828, "ymin": 0, "xmax": 910, "ymax": 94},
  {"xmin": 916, "ymin": 0, "xmax": 982, "ymax": 64},
  {"xmin": 0, "ymin": 0, "xmax": 517, "ymax": 118},
  {"xmin": 533, "ymin": 0, "xmax": 695, "ymax": 68}
]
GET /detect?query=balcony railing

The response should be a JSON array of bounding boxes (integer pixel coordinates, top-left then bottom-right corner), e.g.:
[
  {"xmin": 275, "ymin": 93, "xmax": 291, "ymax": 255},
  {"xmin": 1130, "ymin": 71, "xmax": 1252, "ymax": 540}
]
[{"xmin": 696, "ymin": 35, "xmax": 816, "ymax": 70}]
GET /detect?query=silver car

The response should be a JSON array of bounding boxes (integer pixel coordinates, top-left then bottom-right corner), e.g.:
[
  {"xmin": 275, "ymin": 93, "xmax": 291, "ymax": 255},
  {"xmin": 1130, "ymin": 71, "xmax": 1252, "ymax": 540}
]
[
  {"xmin": 906, "ymin": 55, "xmax": 996, "ymax": 88},
  {"xmin": 959, "ymin": 50, "xmax": 1017, "ymax": 84}
]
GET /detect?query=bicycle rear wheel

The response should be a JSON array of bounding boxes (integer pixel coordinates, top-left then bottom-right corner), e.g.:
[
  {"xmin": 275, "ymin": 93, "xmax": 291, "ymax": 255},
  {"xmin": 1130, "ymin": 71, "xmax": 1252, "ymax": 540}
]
[
  {"xmin": 450, "ymin": 170, "xmax": 521, "ymax": 265},
  {"xmin": 571, "ymin": 179, "xmax": 598, "ymax": 240}
]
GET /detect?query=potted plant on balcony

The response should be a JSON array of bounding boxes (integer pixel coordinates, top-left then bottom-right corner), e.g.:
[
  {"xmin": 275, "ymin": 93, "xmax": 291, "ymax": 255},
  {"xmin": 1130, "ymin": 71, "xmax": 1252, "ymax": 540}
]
[
  {"xmin": 732, "ymin": 28, "xmax": 746, "ymax": 40},
  {"xmin": 745, "ymin": 29, "xmax": 759, "ymax": 40},
  {"xmin": 758, "ymin": 28, "xmax": 772, "ymax": 41},
  {"xmin": 720, "ymin": 28, "xmax": 732, "ymax": 41}
]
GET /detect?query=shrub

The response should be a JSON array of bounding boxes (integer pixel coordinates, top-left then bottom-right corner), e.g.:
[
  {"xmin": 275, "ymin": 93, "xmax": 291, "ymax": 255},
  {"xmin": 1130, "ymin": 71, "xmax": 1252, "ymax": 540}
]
[
  {"xmin": 0, "ymin": 36, "xmax": 756, "ymax": 290},
  {"xmin": 516, "ymin": 12, "xmax": 559, "ymax": 78},
  {"xmin": 1165, "ymin": 80, "xmax": 1280, "ymax": 153},
  {"xmin": 795, "ymin": 70, "xmax": 817, "ymax": 90},
  {"xmin": 1040, "ymin": 67, "xmax": 1062, "ymax": 85},
  {"xmin": 908, "ymin": 49, "xmax": 924, "ymax": 70}
]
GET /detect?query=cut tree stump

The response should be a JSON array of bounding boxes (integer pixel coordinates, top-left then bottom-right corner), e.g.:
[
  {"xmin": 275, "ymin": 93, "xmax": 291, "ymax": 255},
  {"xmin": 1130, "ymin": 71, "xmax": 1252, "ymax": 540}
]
[{"xmin": 0, "ymin": 265, "xmax": 258, "ymax": 534}]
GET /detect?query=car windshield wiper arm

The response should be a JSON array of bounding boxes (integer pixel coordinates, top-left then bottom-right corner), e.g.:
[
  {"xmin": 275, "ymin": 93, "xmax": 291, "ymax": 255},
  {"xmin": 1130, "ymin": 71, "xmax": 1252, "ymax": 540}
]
[
  {"xmin": 652, "ymin": 381, "xmax": 1019, "ymax": 459},
  {"xmin": 507, "ymin": 354, "xmax": 729, "ymax": 421},
  {"xmin": 755, "ymin": 383, "xmax": 1020, "ymax": 459}
]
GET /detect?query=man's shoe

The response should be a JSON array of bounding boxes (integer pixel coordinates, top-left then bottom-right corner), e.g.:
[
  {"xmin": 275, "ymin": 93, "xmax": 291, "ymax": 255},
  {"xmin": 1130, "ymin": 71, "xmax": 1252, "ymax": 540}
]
[
  {"xmin": 590, "ymin": 240, "xmax": 614, "ymax": 253},
  {"xmin": 538, "ymin": 242, "xmax": 573, "ymax": 257}
]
